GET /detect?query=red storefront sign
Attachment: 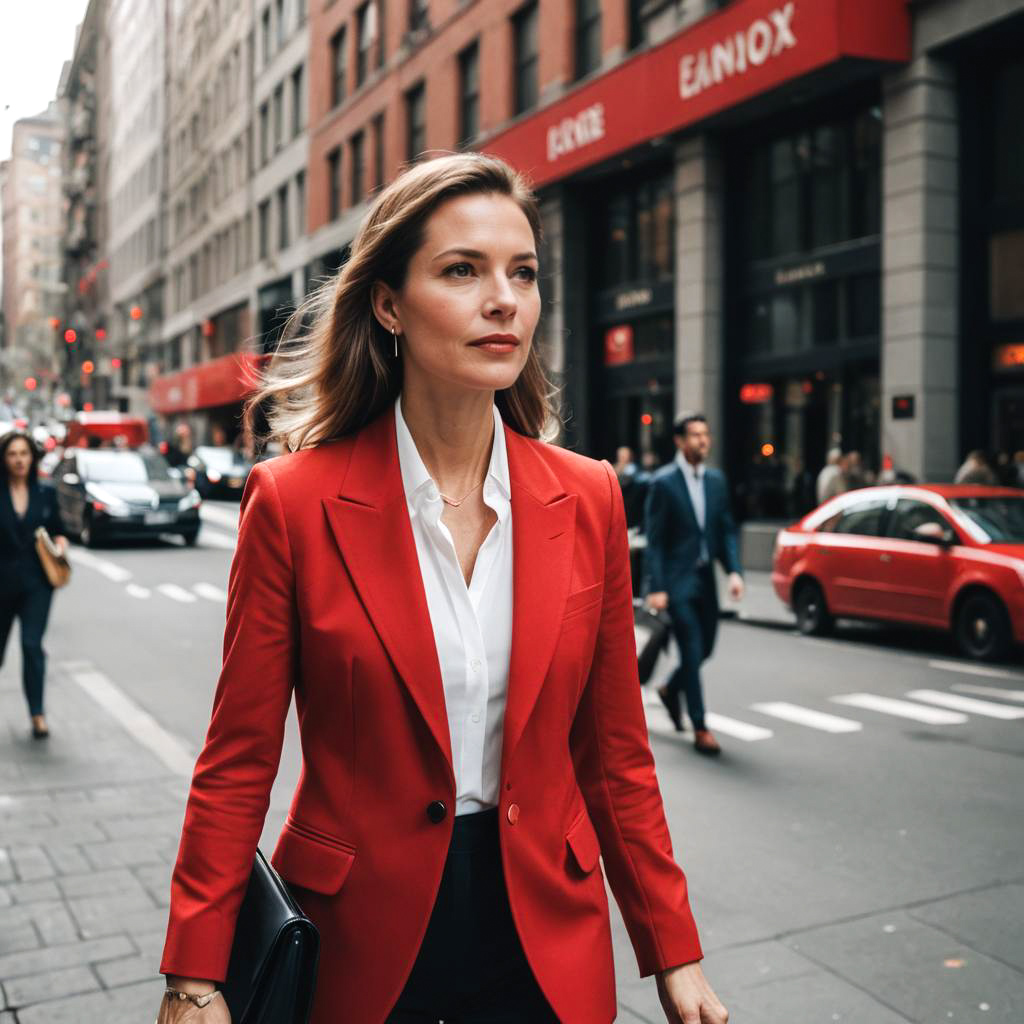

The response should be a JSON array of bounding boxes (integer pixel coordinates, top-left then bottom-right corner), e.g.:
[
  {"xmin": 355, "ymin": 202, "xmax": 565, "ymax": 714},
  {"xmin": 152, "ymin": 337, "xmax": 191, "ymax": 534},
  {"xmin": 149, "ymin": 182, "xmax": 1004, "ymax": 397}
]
[
  {"xmin": 740, "ymin": 382, "xmax": 774, "ymax": 404},
  {"xmin": 485, "ymin": 0, "xmax": 910, "ymax": 188},
  {"xmin": 604, "ymin": 325, "xmax": 635, "ymax": 366},
  {"xmin": 149, "ymin": 351, "xmax": 268, "ymax": 414}
]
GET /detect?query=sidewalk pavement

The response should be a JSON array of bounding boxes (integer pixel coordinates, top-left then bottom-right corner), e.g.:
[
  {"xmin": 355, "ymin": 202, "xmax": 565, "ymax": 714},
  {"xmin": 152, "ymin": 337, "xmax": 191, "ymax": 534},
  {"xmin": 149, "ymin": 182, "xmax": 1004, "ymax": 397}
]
[{"xmin": 722, "ymin": 569, "xmax": 794, "ymax": 628}]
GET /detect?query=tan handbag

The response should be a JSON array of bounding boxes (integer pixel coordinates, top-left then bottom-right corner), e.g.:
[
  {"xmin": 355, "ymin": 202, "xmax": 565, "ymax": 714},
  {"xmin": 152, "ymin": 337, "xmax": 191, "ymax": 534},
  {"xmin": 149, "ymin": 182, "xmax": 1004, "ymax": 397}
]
[{"xmin": 35, "ymin": 527, "xmax": 71, "ymax": 589}]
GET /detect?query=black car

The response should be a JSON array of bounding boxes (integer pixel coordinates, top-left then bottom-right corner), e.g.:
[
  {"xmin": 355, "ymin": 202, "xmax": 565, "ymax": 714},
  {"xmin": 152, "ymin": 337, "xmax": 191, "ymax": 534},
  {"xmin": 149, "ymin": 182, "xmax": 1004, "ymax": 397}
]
[
  {"xmin": 187, "ymin": 445, "xmax": 253, "ymax": 500},
  {"xmin": 54, "ymin": 449, "xmax": 202, "ymax": 547}
]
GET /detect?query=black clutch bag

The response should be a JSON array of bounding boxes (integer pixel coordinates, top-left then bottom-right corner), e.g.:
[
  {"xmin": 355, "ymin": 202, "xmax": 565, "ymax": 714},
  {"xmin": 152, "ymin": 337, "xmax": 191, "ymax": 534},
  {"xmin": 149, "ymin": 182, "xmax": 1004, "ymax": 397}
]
[
  {"xmin": 634, "ymin": 601, "xmax": 672, "ymax": 685},
  {"xmin": 222, "ymin": 849, "xmax": 320, "ymax": 1024}
]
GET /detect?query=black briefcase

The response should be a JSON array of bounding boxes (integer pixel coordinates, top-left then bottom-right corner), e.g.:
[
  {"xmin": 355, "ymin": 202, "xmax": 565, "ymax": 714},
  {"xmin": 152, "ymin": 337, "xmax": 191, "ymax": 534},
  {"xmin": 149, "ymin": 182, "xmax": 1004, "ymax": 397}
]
[
  {"xmin": 634, "ymin": 602, "xmax": 672, "ymax": 685},
  {"xmin": 222, "ymin": 849, "xmax": 320, "ymax": 1024}
]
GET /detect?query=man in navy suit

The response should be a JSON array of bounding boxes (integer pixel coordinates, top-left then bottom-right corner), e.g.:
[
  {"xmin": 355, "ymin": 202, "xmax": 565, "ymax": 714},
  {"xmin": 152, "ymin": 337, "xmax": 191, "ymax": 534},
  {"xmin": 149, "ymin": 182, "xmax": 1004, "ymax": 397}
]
[{"xmin": 644, "ymin": 413, "xmax": 743, "ymax": 755}]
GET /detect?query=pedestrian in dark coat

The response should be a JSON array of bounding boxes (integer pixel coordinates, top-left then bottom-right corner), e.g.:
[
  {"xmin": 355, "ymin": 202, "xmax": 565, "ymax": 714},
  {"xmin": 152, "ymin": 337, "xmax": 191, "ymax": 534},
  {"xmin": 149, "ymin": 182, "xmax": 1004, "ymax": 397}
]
[
  {"xmin": 644, "ymin": 413, "xmax": 743, "ymax": 756},
  {"xmin": 0, "ymin": 431, "xmax": 69, "ymax": 738}
]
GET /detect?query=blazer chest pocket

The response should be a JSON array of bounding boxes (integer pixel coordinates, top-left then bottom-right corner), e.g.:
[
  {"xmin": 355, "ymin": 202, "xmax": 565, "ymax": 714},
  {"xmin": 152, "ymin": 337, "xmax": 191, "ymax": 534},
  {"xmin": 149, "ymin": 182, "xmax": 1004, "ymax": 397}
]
[
  {"xmin": 565, "ymin": 808, "xmax": 601, "ymax": 876},
  {"xmin": 270, "ymin": 820, "xmax": 355, "ymax": 895},
  {"xmin": 562, "ymin": 582, "xmax": 603, "ymax": 622}
]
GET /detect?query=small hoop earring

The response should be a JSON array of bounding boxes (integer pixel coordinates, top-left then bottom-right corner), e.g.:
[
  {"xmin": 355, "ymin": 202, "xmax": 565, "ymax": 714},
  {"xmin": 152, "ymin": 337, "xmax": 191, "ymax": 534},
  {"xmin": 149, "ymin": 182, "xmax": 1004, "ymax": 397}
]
[{"xmin": 391, "ymin": 325, "xmax": 399, "ymax": 358}]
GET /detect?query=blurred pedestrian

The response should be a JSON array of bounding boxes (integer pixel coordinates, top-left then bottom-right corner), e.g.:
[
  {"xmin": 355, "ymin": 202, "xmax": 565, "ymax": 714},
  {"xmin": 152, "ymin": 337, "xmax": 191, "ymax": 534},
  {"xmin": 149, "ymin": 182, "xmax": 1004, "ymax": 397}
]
[
  {"xmin": 845, "ymin": 450, "xmax": 867, "ymax": 490},
  {"xmin": 614, "ymin": 444, "xmax": 647, "ymax": 528},
  {"xmin": 1014, "ymin": 451, "xmax": 1024, "ymax": 488},
  {"xmin": 0, "ymin": 431, "xmax": 69, "ymax": 739},
  {"xmin": 816, "ymin": 447, "xmax": 843, "ymax": 504},
  {"xmin": 955, "ymin": 450, "xmax": 998, "ymax": 486},
  {"xmin": 644, "ymin": 413, "xmax": 744, "ymax": 756},
  {"xmin": 165, "ymin": 422, "xmax": 194, "ymax": 468},
  {"xmin": 156, "ymin": 154, "xmax": 725, "ymax": 1024}
]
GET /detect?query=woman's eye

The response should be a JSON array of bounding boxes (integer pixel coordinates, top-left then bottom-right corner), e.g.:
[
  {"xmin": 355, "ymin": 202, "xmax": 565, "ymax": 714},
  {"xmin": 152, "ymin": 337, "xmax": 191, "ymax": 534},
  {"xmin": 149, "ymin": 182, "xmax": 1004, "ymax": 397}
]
[
  {"xmin": 444, "ymin": 263, "xmax": 473, "ymax": 278},
  {"xmin": 514, "ymin": 266, "xmax": 538, "ymax": 282}
]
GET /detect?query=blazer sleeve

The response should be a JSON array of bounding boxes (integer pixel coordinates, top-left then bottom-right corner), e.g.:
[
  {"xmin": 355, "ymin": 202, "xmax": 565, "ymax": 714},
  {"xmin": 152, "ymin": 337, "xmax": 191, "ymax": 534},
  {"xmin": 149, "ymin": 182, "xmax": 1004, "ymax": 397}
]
[
  {"xmin": 570, "ymin": 462, "xmax": 703, "ymax": 977},
  {"xmin": 714, "ymin": 473, "xmax": 741, "ymax": 576},
  {"xmin": 160, "ymin": 462, "xmax": 297, "ymax": 981},
  {"xmin": 642, "ymin": 474, "xmax": 670, "ymax": 595},
  {"xmin": 40, "ymin": 483, "xmax": 66, "ymax": 538}
]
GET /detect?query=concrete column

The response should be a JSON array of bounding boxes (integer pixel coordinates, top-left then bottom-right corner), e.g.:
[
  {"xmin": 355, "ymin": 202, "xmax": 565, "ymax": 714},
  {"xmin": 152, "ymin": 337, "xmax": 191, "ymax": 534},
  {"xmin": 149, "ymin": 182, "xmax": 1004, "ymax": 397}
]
[
  {"xmin": 674, "ymin": 134, "xmax": 725, "ymax": 457},
  {"xmin": 881, "ymin": 55, "xmax": 960, "ymax": 482}
]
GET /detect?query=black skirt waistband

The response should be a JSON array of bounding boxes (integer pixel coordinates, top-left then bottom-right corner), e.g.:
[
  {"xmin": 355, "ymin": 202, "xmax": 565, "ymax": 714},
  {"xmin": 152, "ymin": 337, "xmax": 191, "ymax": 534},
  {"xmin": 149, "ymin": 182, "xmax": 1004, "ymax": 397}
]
[{"xmin": 449, "ymin": 807, "xmax": 499, "ymax": 852}]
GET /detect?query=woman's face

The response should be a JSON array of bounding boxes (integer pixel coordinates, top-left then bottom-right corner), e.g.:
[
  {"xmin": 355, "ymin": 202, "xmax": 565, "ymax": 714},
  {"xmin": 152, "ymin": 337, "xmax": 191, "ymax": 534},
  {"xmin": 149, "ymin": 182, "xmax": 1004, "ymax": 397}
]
[
  {"xmin": 5, "ymin": 439, "xmax": 33, "ymax": 481},
  {"xmin": 379, "ymin": 193, "xmax": 541, "ymax": 396}
]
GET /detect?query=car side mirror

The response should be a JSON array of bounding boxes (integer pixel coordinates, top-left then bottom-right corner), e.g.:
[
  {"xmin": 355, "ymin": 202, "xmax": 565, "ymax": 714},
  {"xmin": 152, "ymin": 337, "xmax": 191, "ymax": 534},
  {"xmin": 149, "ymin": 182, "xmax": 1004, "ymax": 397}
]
[
  {"xmin": 62, "ymin": 473, "xmax": 79, "ymax": 486},
  {"xmin": 913, "ymin": 522, "xmax": 954, "ymax": 547}
]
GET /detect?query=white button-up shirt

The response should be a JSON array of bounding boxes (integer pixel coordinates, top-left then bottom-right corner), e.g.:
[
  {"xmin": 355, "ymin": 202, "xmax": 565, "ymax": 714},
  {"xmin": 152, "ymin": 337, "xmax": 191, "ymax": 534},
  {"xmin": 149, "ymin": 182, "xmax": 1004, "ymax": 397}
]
[
  {"xmin": 675, "ymin": 451, "xmax": 708, "ymax": 564},
  {"xmin": 395, "ymin": 397, "xmax": 513, "ymax": 815}
]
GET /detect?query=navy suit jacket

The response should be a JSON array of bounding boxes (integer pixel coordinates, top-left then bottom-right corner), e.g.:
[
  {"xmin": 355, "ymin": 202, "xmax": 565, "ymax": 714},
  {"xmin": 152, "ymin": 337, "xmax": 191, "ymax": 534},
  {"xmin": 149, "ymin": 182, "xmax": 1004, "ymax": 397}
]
[
  {"xmin": 0, "ymin": 479, "xmax": 65, "ymax": 588},
  {"xmin": 643, "ymin": 462, "xmax": 741, "ymax": 600}
]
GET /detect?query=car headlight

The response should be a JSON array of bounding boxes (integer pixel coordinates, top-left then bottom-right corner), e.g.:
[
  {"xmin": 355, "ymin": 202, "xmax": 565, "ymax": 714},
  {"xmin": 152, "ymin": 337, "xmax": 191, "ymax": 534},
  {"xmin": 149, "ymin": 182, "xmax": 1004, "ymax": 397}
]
[
  {"xmin": 178, "ymin": 489, "xmax": 202, "ymax": 512},
  {"xmin": 85, "ymin": 483, "xmax": 131, "ymax": 516}
]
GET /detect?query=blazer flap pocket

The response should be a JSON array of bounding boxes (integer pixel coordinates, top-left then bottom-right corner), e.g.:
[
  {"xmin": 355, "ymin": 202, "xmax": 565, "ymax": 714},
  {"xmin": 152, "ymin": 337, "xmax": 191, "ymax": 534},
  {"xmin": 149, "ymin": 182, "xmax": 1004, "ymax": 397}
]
[
  {"xmin": 566, "ymin": 809, "xmax": 600, "ymax": 875},
  {"xmin": 564, "ymin": 582, "xmax": 603, "ymax": 619},
  {"xmin": 271, "ymin": 822, "xmax": 355, "ymax": 895}
]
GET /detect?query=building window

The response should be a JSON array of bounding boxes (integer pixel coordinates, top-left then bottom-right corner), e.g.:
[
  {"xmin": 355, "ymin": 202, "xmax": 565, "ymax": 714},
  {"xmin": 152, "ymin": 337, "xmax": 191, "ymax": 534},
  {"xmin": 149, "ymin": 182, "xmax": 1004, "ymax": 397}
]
[
  {"xmin": 295, "ymin": 170, "xmax": 306, "ymax": 236},
  {"xmin": 272, "ymin": 83, "xmax": 284, "ymax": 152},
  {"xmin": 575, "ymin": 0, "xmax": 602, "ymax": 79},
  {"xmin": 261, "ymin": 7, "xmax": 272, "ymax": 64},
  {"xmin": 373, "ymin": 113, "xmax": 385, "ymax": 191},
  {"xmin": 327, "ymin": 147, "xmax": 342, "ymax": 220},
  {"xmin": 356, "ymin": 1, "xmax": 379, "ymax": 87},
  {"xmin": 458, "ymin": 41, "xmax": 479, "ymax": 146},
  {"xmin": 331, "ymin": 27, "xmax": 348, "ymax": 107},
  {"xmin": 513, "ymin": 3, "xmax": 539, "ymax": 115},
  {"xmin": 598, "ymin": 172, "xmax": 675, "ymax": 290},
  {"xmin": 350, "ymin": 130, "xmax": 365, "ymax": 207},
  {"xmin": 275, "ymin": 0, "xmax": 285, "ymax": 48},
  {"xmin": 297, "ymin": 0, "xmax": 307, "ymax": 25},
  {"xmin": 409, "ymin": 0, "xmax": 429, "ymax": 31},
  {"xmin": 406, "ymin": 82, "xmax": 426, "ymax": 162},
  {"xmin": 258, "ymin": 199, "xmax": 271, "ymax": 259},
  {"xmin": 291, "ymin": 65, "xmax": 304, "ymax": 137},
  {"xmin": 259, "ymin": 102, "xmax": 270, "ymax": 164},
  {"xmin": 278, "ymin": 183, "xmax": 290, "ymax": 250}
]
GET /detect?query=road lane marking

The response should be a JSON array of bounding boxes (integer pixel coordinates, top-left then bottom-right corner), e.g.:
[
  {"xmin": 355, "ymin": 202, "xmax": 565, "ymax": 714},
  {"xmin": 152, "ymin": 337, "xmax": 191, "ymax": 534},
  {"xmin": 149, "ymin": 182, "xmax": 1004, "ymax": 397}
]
[
  {"xmin": 750, "ymin": 702, "xmax": 863, "ymax": 733},
  {"xmin": 199, "ymin": 529, "xmax": 237, "ymax": 550},
  {"xmin": 66, "ymin": 549, "xmax": 132, "ymax": 582},
  {"xmin": 193, "ymin": 582, "xmax": 227, "ymax": 602},
  {"xmin": 830, "ymin": 692, "xmax": 967, "ymax": 725},
  {"xmin": 157, "ymin": 583, "xmax": 198, "ymax": 603},
  {"xmin": 952, "ymin": 683, "xmax": 1024, "ymax": 703},
  {"xmin": 704, "ymin": 712, "xmax": 773, "ymax": 741},
  {"xmin": 927, "ymin": 660, "xmax": 1023, "ymax": 681},
  {"xmin": 200, "ymin": 504, "xmax": 241, "ymax": 530},
  {"xmin": 905, "ymin": 689, "xmax": 1024, "ymax": 720},
  {"xmin": 125, "ymin": 584, "xmax": 151, "ymax": 599},
  {"xmin": 66, "ymin": 664, "xmax": 195, "ymax": 776}
]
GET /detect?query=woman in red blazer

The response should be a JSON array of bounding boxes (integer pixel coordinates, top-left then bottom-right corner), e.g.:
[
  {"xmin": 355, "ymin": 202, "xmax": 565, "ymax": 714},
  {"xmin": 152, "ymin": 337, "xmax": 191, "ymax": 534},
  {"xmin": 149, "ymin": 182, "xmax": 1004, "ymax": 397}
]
[{"xmin": 157, "ymin": 154, "xmax": 728, "ymax": 1024}]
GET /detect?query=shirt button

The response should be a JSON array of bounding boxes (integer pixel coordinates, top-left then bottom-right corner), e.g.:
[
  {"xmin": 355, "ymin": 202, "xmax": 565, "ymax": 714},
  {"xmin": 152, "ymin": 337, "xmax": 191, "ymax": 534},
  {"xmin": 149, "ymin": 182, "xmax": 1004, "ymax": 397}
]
[
  {"xmin": 470, "ymin": 659, "xmax": 482, "ymax": 672},
  {"xmin": 470, "ymin": 711, "xmax": 481, "ymax": 723},
  {"xmin": 507, "ymin": 803, "xmax": 520, "ymax": 825}
]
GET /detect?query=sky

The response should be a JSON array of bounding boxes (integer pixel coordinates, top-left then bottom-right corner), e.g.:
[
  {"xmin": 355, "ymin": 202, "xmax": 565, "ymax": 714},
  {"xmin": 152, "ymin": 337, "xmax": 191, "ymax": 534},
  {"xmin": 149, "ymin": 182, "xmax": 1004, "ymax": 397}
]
[{"xmin": 0, "ymin": 1, "xmax": 89, "ymax": 162}]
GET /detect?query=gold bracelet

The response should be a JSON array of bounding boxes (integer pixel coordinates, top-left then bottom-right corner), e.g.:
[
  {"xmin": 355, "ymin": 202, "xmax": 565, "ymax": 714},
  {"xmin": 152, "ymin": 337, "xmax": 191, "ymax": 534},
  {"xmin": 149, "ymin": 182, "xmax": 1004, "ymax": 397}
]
[{"xmin": 165, "ymin": 987, "xmax": 222, "ymax": 1009}]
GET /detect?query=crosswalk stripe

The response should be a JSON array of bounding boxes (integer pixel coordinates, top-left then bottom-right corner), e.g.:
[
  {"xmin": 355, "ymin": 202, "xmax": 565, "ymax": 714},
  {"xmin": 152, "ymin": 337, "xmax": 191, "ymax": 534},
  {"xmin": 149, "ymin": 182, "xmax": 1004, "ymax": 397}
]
[
  {"xmin": 905, "ymin": 689, "xmax": 1024, "ymax": 720},
  {"xmin": 928, "ymin": 659, "xmax": 1023, "ymax": 681},
  {"xmin": 125, "ymin": 584, "xmax": 151, "ymax": 600},
  {"xmin": 704, "ymin": 712, "xmax": 773, "ymax": 741},
  {"xmin": 830, "ymin": 693, "xmax": 966, "ymax": 725},
  {"xmin": 750, "ymin": 702, "xmax": 863, "ymax": 733},
  {"xmin": 193, "ymin": 582, "xmax": 227, "ymax": 602},
  {"xmin": 952, "ymin": 683, "xmax": 1024, "ymax": 703},
  {"xmin": 157, "ymin": 583, "xmax": 198, "ymax": 603},
  {"xmin": 67, "ymin": 549, "xmax": 132, "ymax": 582}
]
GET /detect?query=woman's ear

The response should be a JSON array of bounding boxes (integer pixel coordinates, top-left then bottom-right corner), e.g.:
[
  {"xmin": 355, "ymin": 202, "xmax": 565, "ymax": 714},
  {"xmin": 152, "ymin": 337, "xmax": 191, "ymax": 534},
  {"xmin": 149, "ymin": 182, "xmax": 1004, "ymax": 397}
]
[{"xmin": 370, "ymin": 281, "xmax": 399, "ymax": 333}]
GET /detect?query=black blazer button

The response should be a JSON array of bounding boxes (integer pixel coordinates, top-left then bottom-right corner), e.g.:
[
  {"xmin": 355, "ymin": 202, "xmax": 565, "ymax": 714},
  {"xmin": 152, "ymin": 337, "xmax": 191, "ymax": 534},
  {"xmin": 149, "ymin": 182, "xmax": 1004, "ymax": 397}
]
[{"xmin": 426, "ymin": 801, "xmax": 447, "ymax": 824}]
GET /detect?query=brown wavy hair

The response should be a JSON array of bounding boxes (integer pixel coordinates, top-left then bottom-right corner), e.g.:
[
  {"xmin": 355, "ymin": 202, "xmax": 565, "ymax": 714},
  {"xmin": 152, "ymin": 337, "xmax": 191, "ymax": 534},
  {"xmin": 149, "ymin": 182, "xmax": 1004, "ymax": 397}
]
[{"xmin": 248, "ymin": 152, "xmax": 559, "ymax": 451}]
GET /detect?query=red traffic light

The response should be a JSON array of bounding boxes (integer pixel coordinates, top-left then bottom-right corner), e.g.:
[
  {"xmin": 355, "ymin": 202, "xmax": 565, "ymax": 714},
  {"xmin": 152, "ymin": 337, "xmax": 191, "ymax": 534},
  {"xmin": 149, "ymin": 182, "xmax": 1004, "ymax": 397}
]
[
  {"xmin": 24, "ymin": 377, "xmax": 38, "ymax": 391},
  {"xmin": 82, "ymin": 360, "xmax": 95, "ymax": 374},
  {"xmin": 130, "ymin": 305, "xmax": 143, "ymax": 320},
  {"xmin": 48, "ymin": 316, "xmax": 60, "ymax": 329},
  {"xmin": 64, "ymin": 328, "xmax": 77, "ymax": 344},
  {"xmin": 96, "ymin": 327, "xmax": 107, "ymax": 341},
  {"xmin": 111, "ymin": 357, "xmax": 122, "ymax": 369}
]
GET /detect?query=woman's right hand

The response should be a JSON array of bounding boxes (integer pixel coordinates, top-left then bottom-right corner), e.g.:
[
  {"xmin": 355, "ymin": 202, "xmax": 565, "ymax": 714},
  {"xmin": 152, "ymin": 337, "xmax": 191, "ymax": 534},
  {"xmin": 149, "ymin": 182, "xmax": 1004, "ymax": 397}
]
[{"xmin": 155, "ymin": 981, "xmax": 232, "ymax": 1024}]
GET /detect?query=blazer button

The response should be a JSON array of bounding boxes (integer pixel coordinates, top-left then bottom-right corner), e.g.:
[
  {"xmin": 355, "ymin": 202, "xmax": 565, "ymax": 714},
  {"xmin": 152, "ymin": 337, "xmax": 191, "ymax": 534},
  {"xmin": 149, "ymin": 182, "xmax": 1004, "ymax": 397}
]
[
  {"xmin": 426, "ymin": 801, "xmax": 447, "ymax": 824},
  {"xmin": 506, "ymin": 803, "xmax": 520, "ymax": 825}
]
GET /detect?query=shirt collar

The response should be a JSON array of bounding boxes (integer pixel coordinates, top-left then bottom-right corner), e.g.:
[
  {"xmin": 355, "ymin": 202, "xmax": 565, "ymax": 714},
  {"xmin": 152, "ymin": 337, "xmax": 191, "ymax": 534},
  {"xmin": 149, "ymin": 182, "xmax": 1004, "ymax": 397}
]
[
  {"xmin": 675, "ymin": 451, "xmax": 705, "ymax": 480},
  {"xmin": 394, "ymin": 396, "xmax": 511, "ymax": 514}
]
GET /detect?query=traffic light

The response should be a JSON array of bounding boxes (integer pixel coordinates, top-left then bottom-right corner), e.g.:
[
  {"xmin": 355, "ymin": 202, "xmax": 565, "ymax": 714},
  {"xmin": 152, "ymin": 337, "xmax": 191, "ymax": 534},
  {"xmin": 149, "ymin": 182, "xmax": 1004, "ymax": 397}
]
[
  {"xmin": 64, "ymin": 328, "xmax": 77, "ymax": 344},
  {"xmin": 24, "ymin": 377, "xmax": 38, "ymax": 391}
]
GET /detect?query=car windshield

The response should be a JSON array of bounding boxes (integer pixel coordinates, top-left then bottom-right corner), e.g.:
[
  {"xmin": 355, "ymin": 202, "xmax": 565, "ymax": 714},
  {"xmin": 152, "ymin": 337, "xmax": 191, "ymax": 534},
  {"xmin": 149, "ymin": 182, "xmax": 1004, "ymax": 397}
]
[
  {"xmin": 195, "ymin": 446, "xmax": 240, "ymax": 470},
  {"xmin": 81, "ymin": 452, "xmax": 173, "ymax": 483},
  {"xmin": 949, "ymin": 496, "xmax": 1024, "ymax": 543}
]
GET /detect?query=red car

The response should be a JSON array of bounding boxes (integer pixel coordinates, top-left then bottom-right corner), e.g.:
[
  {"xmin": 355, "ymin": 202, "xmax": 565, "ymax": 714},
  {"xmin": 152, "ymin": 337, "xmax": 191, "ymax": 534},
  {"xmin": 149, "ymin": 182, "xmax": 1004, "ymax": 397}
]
[{"xmin": 773, "ymin": 485, "xmax": 1024, "ymax": 661}]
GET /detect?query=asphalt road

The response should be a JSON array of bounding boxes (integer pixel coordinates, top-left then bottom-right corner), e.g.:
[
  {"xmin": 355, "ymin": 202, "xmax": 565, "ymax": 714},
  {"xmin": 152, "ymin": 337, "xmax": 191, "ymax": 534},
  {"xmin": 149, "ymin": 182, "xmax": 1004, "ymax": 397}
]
[{"xmin": 45, "ymin": 503, "xmax": 1024, "ymax": 1023}]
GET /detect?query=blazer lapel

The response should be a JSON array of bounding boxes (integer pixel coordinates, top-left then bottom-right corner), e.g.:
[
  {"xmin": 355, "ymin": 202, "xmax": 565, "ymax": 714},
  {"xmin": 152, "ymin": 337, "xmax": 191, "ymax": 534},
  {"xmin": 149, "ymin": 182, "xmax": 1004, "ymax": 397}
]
[
  {"xmin": 501, "ymin": 428, "xmax": 577, "ymax": 774},
  {"xmin": 321, "ymin": 412, "xmax": 454, "ymax": 779}
]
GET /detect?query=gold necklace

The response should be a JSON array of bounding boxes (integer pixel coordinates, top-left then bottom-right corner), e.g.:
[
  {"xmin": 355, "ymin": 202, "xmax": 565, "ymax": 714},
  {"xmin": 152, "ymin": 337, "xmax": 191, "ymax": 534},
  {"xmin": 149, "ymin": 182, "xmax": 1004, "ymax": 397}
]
[{"xmin": 438, "ymin": 480, "xmax": 485, "ymax": 508}]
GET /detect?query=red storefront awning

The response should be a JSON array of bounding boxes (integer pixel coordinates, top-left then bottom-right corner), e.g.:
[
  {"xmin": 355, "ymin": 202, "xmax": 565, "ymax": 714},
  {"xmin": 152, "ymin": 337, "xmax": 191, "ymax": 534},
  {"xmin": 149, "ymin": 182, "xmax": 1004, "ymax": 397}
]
[
  {"xmin": 484, "ymin": 0, "xmax": 910, "ymax": 188},
  {"xmin": 149, "ymin": 351, "xmax": 269, "ymax": 415}
]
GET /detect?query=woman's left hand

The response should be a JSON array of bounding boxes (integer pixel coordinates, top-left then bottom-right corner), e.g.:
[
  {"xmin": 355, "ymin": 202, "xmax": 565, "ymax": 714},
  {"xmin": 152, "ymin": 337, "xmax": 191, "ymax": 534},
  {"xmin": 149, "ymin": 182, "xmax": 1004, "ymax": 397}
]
[
  {"xmin": 656, "ymin": 962, "xmax": 729, "ymax": 1023},
  {"xmin": 55, "ymin": 536, "xmax": 70, "ymax": 557}
]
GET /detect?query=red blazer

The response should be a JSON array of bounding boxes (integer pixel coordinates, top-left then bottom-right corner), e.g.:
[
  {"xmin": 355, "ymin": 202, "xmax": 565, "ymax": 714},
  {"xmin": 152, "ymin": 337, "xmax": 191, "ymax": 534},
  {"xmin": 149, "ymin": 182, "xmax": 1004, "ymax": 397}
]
[{"xmin": 161, "ymin": 409, "xmax": 702, "ymax": 1024}]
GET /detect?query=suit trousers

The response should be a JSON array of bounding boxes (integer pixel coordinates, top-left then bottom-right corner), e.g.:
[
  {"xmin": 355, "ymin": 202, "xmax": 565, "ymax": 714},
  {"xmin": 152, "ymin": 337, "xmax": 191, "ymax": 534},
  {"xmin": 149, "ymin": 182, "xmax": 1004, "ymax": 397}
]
[
  {"xmin": 664, "ymin": 567, "xmax": 719, "ymax": 732},
  {"xmin": 0, "ymin": 573, "xmax": 54, "ymax": 718},
  {"xmin": 386, "ymin": 808, "xmax": 560, "ymax": 1024}
]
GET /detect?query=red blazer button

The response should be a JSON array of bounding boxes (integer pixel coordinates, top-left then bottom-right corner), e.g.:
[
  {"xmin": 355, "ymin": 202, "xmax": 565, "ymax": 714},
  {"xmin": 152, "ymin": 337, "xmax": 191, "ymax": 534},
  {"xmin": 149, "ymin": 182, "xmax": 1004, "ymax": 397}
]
[{"xmin": 506, "ymin": 803, "xmax": 520, "ymax": 825}]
